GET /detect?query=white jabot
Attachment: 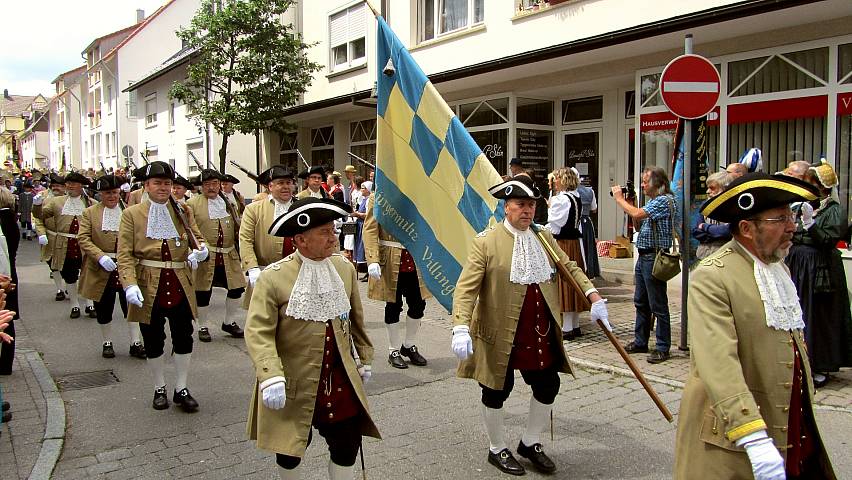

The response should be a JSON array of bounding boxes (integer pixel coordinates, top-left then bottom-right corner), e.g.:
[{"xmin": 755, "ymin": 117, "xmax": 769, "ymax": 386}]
[
  {"xmin": 285, "ymin": 252, "xmax": 351, "ymax": 322},
  {"xmin": 270, "ymin": 197, "xmax": 292, "ymax": 219},
  {"xmin": 223, "ymin": 190, "xmax": 237, "ymax": 206},
  {"xmin": 146, "ymin": 201, "xmax": 180, "ymax": 240},
  {"xmin": 101, "ymin": 205, "xmax": 122, "ymax": 232},
  {"xmin": 738, "ymin": 241, "xmax": 805, "ymax": 331},
  {"xmin": 503, "ymin": 220, "xmax": 553, "ymax": 285},
  {"xmin": 207, "ymin": 195, "xmax": 230, "ymax": 220},
  {"xmin": 309, "ymin": 189, "xmax": 323, "ymax": 199},
  {"xmin": 61, "ymin": 195, "xmax": 85, "ymax": 216}
]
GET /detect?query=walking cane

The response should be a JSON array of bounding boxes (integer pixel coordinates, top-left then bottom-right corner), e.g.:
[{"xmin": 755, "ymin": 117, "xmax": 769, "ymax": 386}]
[{"xmin": 532, "ymin": 226, "xmax": 674, "ymax": 423}]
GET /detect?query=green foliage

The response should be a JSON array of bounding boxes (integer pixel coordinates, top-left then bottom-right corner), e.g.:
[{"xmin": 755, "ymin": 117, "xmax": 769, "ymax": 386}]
[{"xmin": 169, "ymin": 0, "xmax": 321, "ymax": 168}]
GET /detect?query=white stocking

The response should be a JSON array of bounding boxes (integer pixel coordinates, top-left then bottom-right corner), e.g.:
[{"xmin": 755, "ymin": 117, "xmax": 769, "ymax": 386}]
[
  {"xmin": 482, "ymin": 405, "xmax": 507, "ymax": 454},
  {"xmin": 99, "ymin": 323, "xmax": 112, "ymax": 344},
  {"xmin": 67, "ymin": 282, "xmax": 80, "ymax": 309},
  {"xmin": 146, "ymin": 355, "xmax": 166, "ymax": 390},
  {"xmin": 386, "ymin": 321, "xmax": 403, "ymax": 353},
  {"xmin": 174, "ymin": 353, "xmax": 191, "ymax": 392},
  {"xmin": 521, "ymin": 397, "xmax": 552, "ymax": 447},
  {"xmin": 403, "ymin": 315, "xmax": 420, "ymax": 349}
]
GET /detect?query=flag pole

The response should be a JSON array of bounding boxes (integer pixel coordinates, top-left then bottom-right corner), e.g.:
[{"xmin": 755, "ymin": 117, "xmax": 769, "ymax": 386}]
[{"xmin": 364, "ymin": 0, "xmax": 380, "ymax": 17}]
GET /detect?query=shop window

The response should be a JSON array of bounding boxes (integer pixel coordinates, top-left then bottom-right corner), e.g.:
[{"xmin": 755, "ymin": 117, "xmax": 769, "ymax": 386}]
[
  {"xmin": 350, "ymin": 119, "xmax": 377, "ymax": 178},
  {"xmin": 728, "ymin": 47, "xmax": 828, "ymax": 97},
  {"xmin": 516, "ymin": 128, "xmax": 552, "ymax": 181},
  {"xmin": 278, "ymin": 131, "xmax": 298, "ymax": 171},
  {"xmin": 311, "ymin": 126, "xmax": 334, "ymax": 168},
  {"xmin": 839, "ymin": 43, "xmax": 852, "ymax": 84},
  {"xmin": 728, "ymin": 117, "xmax": 826, "ymax": 176},
  {"xmin": 419, "ymin": 0, "xmax": 484, "ymax": 43},
  {"xmin": 835, "ymin": 93, "xmax": 852, "ymax": 220},
  {"xmin": 639, "ymin": 114, "xmax": 720, "ymax": 179},
  {"xmin": 470, "ymin": 129, "xmax": 507, "ymax": 174},
  {"xmin": 349, "ymin": 144, "xmax": 376, "ymax": 179},
  {"xmin": 330, "ymin": 3, "xmax": 367, "ymax": 72},
  {"xmin": 350, "ymin": 119, "xmax": 376, "ymax": 143},
  {"xmin": 459, "ymin": 97, "xmax": 508, "ymax": 128},
  {"xmin": 516, "ymin": 98, "xmax": 553, "ymax": 125},
  {"xmin": 640, "ymin": 73, "xmax": 663, "ymax": 108},
  {"xmin": 625, "ymin": 90, "xmax": 635, "ymax": 118},
  {"xmin": 561, "ymin": 96, "xmax": 602, "ymax": 124}
]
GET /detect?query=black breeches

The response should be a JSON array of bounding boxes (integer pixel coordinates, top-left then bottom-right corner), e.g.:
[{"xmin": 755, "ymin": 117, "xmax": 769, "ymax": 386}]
[
  {"xmin": 480, "ymin": 366, "xmax": 561, "ymax": 409},
  {"xmin": 94, "ymin": 285, "xmax": 128, "ymax": 325},
  {"xmin": 384, "ymin": 271, "xmax": 426, "ymax": 324},
  {"xmin": 275, "ymin": 416, "xmax": 363, "ymax": 469},
  {"xmin": 195, "ymin": 266, "xmax": 244, "ymax": 307},
  {"xmin": 60, "ymin": 257, "xmax": 82, "ymax": 284},
  {"xmin": 139, "ymin": 298, "xmax": 194, "ymax": 358}
]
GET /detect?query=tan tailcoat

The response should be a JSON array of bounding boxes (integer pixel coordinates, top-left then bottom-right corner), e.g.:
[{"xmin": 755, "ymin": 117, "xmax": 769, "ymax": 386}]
[
  {"xmin": 34, "ymin": 194, "xmax": 93, "ymax": 270},
  {"xmin": 452, "ymin": 224, "xmax": 594, "ymax": 390},
  {"xmin": 77, "ymin": 203, "xmax": 122, "ymax": 300},
  {"xmin": 116, "ymin": 199, "xmax": 203, "ymax": 324},
  {"xmin": 239, "ymin": 197, "xmax": 290, "ymax": 307},
  {"xmin": 245, "ymin": 254, "xmax": 380, "ymax": 457},
  {"xmin": 33, "ymin": 192, "xmax": 57, "ymax": 262},
  {"xmin": 673, "ymin": 242, "xmax": 835, "ymax": 479},
  {"xmin": 186, "ymin": 195, "xmax": 246, "ymax": 291},
  {"xmin": 127, "ymin": 188, "xmax": 145, "ymax": 206},
  {"xmin": 361, "ymin": 195, "xmax": 431, "ymax": 303}
]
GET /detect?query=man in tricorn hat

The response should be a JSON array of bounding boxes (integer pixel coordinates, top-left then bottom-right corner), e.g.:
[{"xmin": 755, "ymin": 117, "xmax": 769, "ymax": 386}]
[
  {"xmin": 245, "ymin": 197, "xmax": 378, "ymax": 480},
  {"xmin": 451, "ymin": 174, "xmax": 610, "ymax": 476},
  {"xmin": 34, "ymin": 171, "xmax": 95, "ymax": 318},
  {"xmin": 221, "ymin": 173, "xmax": 245, "ymax": 217},
  {"xmin": 186, "ymin": 169, "xmax": 246, "ymax": 342},
  {"xmin": 77, "ymin": 174, "xmax": 146, "ymax": 359},
  {"xmin": 117, "ymin": 161, "xmax": 209, "ymax": 412},
  {"xmin": 296, "ymin": 165, "xmax": 330, "ymax": 199},
  {"xmin": 33, "ymin": 173, "xmax": 67, "ymax": 300},
  {"xmin": 674, "ymin": 172, "xmax": 836, "ymax": 479},
  {"xmin": 239, "ymin": 165, "xmax": 298, "ymax": 309},
  {"xmin": 172, "ymin": 174, "xmax": 193, "ymax": 203}
]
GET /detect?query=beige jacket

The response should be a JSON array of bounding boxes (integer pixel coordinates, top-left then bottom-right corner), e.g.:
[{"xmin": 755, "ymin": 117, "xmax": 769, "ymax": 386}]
[
  {"xmin": 77, "ymin": 203, "xmax": 121, "ymax": 300},
  {"xmin": 34, "ymin": 194, "xmax": 94, "ymax": 270},
  {"xmin": 239, "ymin": 197, "xmax": 290, "ymax": 307},
  {"xmin": 33, "ymin": 191, "xmax": 57, "ymax": 262},
  {"xmin": 186, "ymin": 194, "xmax": 246, "ymax": 291}
]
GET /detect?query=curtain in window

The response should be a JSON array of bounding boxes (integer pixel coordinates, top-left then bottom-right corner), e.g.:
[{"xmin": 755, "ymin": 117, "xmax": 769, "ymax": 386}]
[{"xmin": 440, "ymin": 0, "xmax": 467, "ymax": 33}]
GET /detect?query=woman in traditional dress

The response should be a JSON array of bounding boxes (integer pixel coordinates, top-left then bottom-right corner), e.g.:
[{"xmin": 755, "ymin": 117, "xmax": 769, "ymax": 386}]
[
  {"xmin": 575, "ymin": 169, "xmax": 600, "ymax": 279},
  {"xmin": 352, "ymin": 180, "xmax": 371, "ymax": 281}
]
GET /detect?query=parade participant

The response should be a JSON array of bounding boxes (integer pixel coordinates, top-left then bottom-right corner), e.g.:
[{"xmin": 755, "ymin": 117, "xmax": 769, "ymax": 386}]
[
  {"xmin": 362, "ymin": 193, "xmax": 430, "ymax": 369},
  {"xmin": 296, "ymin": 166, "xmax": 329, "ymax": 199},
  {"xmin": 117, "ymin": 161, "xmax": 208, "ymax": 412},
  {"xmin": 509, "ymin": 157, "xmax": 548, "ymax": 224},
  {"xmin": 77, "ymin": 175, "xmax": 145, "ymax": 359},
  {"xmin": 17, "ymin": 182, "xmax": 35, "ymax": 240},
  {"xmin": 221, "ymin": 174, "xmax": 245, "ymax": 216},
  {"xmin": 240, "ymin": 166, "xmax": 297, "ymax": 308},
  {"xmin": 127, "ymin": 183, "xmax": 146, "ymax": 205},
  {"xmin": 172, "ymin": 175, "xmax": 192, "ymax": 202},
  {"xmin": 451, "ymin": 175, "xmax": 610, "ymax": 475},
  {"xmin": 34, "ymin": 171, "xmax": 93, "ymax": 319},
  {"xmin": 187, "ymin": 169, "xmax": 246, "ymax": 342},
  {"xmin": 33, "ymin": 174, "xmax": 67, "ymax": 300},
  {"xmin": 675, "ymin": 172, "xmax": 835, "ymax": 479},
  {"xmin": 245, "ymin": 197, "xmax": 379, "ymax": 480},
  {"xmin": 575, "ymin": 169, "xmax": 600, "ymax": 279}
]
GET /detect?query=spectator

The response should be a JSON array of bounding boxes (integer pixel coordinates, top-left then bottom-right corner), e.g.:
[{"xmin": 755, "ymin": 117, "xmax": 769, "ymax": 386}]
[
  {"xmin": 327, "ymin": 172, "xmax": 344, "ymax": 203},
  {"xmin": 692, "ymin": 171, "xmax": 733, "ymax": 259},
  {"xmin": 342, "ymin": 165, "xmax": 357, "ymax": 205},
  {"xmin": 575, "ymin": 169, "xmax": 600, "ymax": 279},
  {"xmin": 784, "ymin": 160, "xmax": 811, "ymax": 179},
  {"xmin": 786, "ymin": 161, "xmax": 852, "ymax": 387},
  {"xmin": 352, "ymin": 180, "xmax": 371, "ymax": 281},
  {"xmin": 0, "ymin": 185, "xmax": 19, "ymax": 376},
  {"xmin": 725, "ymin": 162, "xmax": 748, "ymax": 178},
  {"xmin": 611, "ymin": 166, "xmax": 675, "ymax": 364}
]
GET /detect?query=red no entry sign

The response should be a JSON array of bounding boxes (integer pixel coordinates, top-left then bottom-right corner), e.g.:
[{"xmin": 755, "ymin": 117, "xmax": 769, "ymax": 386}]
[{"xmin": 660, "ymin": 54, "xmax": 720, "ymax": 119}]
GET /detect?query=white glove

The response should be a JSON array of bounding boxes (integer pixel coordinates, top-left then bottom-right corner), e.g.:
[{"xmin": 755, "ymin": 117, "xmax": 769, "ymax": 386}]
[
  {"xmin": 261, "ymin": 380, "xmax": 286, "ymax": 410},
  {"xmin": 125, "ymin": 285, "xmax": 144, "ymax": 307},
  {"xmin": 590, "ymin": 298, "xmax": 613, "ymax": 332},
  {"xmin": 195, "ymin": 245, "xmax": 209, "ymax": 262},
  {"xmin": 800, "ymin": 201, "xmax": 814, "ymax": 230},
  {"xmin": 358, "ymin": 365, "xmax": 372, "ymax": 384},
  {"xmin": 741, "ymin": 435, "xmax": 786, "ymax": 480},
  {"xmin": 247, "ymin": 267, "xmax": 261, "ymax": 286},
  {"xmin": 368, "ymin": 262, "xmax": 381, "ymax": 279},
  {"xmin": 32, "ymin": 194, "xmax": 44, "ymax": 206},
  {"xmin": 452, "ymin": 325, "xmax": 474, "ymax": 360},
  {"xmin": 98, "ymin": 255, "xmax": 117, "ymax": 272},
  {"xmin": 38, "ymin": 234, "xmax": 49, "ymax": 246}
]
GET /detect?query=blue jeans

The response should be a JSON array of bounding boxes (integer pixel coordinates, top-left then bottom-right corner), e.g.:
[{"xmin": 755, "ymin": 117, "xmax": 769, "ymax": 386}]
[{"xmin": 633, "ymin": 253, "xmax": 671, "ymax": 353}]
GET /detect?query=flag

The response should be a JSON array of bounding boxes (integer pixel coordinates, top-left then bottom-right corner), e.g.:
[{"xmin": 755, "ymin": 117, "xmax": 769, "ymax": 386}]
[
  {"xmin": 375, "ymin": 17, "xmax": 504, "ymax": 311},
  {"xmin": 670, "ymin": 117, "xmax": 710, "ymax": 266}
]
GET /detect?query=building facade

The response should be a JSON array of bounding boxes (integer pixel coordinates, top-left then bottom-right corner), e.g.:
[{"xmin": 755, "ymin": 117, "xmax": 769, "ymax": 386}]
[{"xmin": 48, "ymin": 66, "xmax": 86, "ymax": 171}]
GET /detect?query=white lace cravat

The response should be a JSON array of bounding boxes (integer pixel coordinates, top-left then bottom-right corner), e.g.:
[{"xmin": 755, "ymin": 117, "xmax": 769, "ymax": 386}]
[
  {"xmin": 285, "ymin": 252, "xmax": 351, "ymax": 322},
  {"xmin": 207, "ymin": 195, "xmax": 229, "ymax": 220},
  {"xmin": 102, "ymin": 205, "xmax": 122, "ymax": 232},
  {"xmin": 739, "ymin": 242, "xmax": 805, "ymax": 331},
  {"xmin": 61, "ymin": 195, "xmax": 85, "ymax": 216},
  {"xmin": 224, "ymin": 191, "xmax": 237, "ymax": 206},
  {"xmin": 271, "ymin": 198, "xmax": 292, "ymax": 219},
  {"xmin": 504, "ymin": 221, "xmax": 553, "ymax": 285},
  {"xmin": 146, "ymin": 201, "xmax": 180, "ymax": 240}
]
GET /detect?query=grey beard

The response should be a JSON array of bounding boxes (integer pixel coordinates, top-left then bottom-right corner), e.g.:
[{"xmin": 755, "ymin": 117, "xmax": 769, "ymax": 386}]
[{"xmin": 763, "ymin": 246, "xmax": 790, "ymax": 263}]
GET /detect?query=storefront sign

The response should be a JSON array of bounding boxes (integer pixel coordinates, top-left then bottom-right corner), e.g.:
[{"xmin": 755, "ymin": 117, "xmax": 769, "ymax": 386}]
[
  {"xmin": 728, "ymin": 95, "xmax": 827, "ymax": 124},
  {"xmin": 517, "ymin": 129, "xmax": 550, "ymax": 161},
  {"xmin": 660, "ymin": 54, "xmax": 721, "ymax": 119},
  {"xmin": 640, "ymin": 108, "xmax": 719, "ymax": 132},
  {"xmin": 482, "ymin": 143, "xmax": 504, "ymax": 160}
]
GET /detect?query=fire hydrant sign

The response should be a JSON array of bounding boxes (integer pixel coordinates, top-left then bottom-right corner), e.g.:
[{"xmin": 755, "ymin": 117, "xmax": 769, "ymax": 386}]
[{"xmin": 660, "ymin": 54, "xmax": 720, "ymax": 119}]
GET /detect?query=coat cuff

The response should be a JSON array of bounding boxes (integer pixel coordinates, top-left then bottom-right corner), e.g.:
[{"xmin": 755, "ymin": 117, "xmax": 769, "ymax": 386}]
[
  {"xmin": 255, "ymin": 356, "xmax": 285, "ymax": 383},
  {"xmin": 727, "ymin": 419, "xmax": 768, "ymax": 442},
  {"xmin": 259, "ymin": 376, "xmax": 286, "ymax": 391},
  {"xmin": 583, "ymin": 287, "xmax": 598, "ymax": 297}
]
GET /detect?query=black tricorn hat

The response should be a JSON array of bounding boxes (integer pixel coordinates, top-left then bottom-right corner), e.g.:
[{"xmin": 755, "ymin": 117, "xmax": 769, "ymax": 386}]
[
  {"xmin": 268, "ymin": 198, "xmax": 352, "ymax": 237},
  {"xmin": 64, "ymin": 171, "xmax": 91, "ymax": 186},
  {"xmin": 94, "ymin": 175, "xmax": 122, "ymax": 191},
  {"xmin": 259, "ymin": 165, "xmax": 296, "ymax": 185},
  {"xmin": 297, "ymin": 165, "xmax": 326, "ymax": 180},
  {"xmin": 173, "ymin": 174, "xmax": 193, "ymax": 190},
  {"xmin": 488, "ymin": 175, "xmax": 542, "ymax": 200},
  {"xmin": 192, "ymin": 168, "xmax": 225, "ymax": 185},
  {"xmin": 49, "ymin": 173, "xmax": 66, "ymax": 185},
  {"xmin": 222, "ymin": 174, "xmax": 240, "ymax": 184},
  {"xmin": 133, "ymin": 161, "xmax": 175, "ymax": 181},
  {"xmin": 700, "ymin": 172, "xmax": 819, "ymax": 224}
]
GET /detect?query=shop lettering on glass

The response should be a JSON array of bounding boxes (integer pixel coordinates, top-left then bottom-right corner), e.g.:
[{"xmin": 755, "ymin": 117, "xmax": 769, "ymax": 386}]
[
  {"xmin": 482, "ymin": 144, "xmax": 504, "ymax": 160},
  {"xmin": 567, "ymin": 149, "xmax": 596, "ymax": 162}
]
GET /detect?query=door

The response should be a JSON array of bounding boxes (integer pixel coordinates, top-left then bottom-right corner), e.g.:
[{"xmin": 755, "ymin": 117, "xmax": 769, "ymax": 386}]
[{"xmin": 564, "ymin": 129, "xmax": 601, "ymax": 232}]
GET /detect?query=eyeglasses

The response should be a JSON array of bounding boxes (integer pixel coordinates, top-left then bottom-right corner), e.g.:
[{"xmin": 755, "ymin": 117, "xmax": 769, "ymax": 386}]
[{"xmin": 748, "ymin": 214, "xmax": 796, "ymax": 224}]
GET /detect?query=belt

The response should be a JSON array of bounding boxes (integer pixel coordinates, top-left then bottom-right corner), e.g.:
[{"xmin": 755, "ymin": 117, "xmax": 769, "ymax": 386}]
[
  {"xmin": 55, "ymin": 232, "xmax": 78, "ymax": 239},
  {"xmin": 379, "ymin": 240, "xmax": 405, "ymax": 249},
  {"xmin": 638, "ymin": 248, "xmax": 659, "ymax": 255},
  {"xmin": 138, "ymin": 259, "xmax": 187, "ymax": 269},
  {"xmin": 208, "ymin": 246, "xmax": 235, "ymax": 254}
]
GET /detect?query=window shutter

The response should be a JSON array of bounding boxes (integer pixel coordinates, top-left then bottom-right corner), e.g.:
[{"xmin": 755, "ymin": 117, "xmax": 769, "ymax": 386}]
[
  {"xmin": 348, "ymin": 2, "xmax": 367, "ymax": 42},
  {"xmin": 330, "ymin": 9, "xmax": 348, "ymax": 48}
]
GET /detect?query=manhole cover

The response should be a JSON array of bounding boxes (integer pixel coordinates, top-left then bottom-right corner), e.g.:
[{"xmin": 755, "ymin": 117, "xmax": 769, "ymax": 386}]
[{"xmin": 56, "ymin": 370, "xmax": 119, "ymax": 391}]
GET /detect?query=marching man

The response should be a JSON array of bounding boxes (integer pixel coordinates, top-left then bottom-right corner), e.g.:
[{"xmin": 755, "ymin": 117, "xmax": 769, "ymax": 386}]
[
  {"xmin": 33, "ymin": 173, "xmax": 67, "ymax": 301},
  {"xmin": 245, "ymin": 197, "xmax": 379, "ymax": 480},
  {"xmin": 117, "ymin": 162, "xmax": 209, "ymax": 412},
  {"xmin": 186, "ymin": 169, "xmax": 246, "ymax": 341},
  {"xmin": 221, "ymin": 173, "xmax": 246, "ymax": 217},
  {"xmin": 77, "ymin": 175, "xmax": 146, "ymax": 359},
  {"xmin": 451, "ymin": 176, "xmax": 610, "ymax": 475}
]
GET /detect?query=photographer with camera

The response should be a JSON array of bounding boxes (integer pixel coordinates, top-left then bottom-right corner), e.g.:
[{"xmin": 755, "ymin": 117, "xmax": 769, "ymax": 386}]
[{"xmin": 611, "ymin": 166, "xmax": 675, "ymax": 364}]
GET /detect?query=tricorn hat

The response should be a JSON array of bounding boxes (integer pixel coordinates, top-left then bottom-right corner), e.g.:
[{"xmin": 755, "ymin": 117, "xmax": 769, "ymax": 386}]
[
  {"xmin": 94, "ymin": 175, "xmax": 122, "ymax": 191},
  {"xmin": 222, "ymin": 173, "xmax": 240, "ymax": 184},
  {"xmin": 133, "ymin": 161, "xmax": 175, "ymax": 181},
  {"xmin": 173, "ymin": 174, "xmax": 193, "ymax": 190},
  {"xmin": 64, "ymin": 171, "xmax": 91, "ymax": 186},
  {"xmin": 48, "ymin": 173, "xmax": 65, "ymax": 185},
  {"xmin": 268, "ymin": 198, "xmax": 352, "ymax": 237},
  {"xmin": 488, "ymin": 175, "xmax": 542, "ymax": 200},
  {"xmin": 700, "ymin": 172, "xmax": 818, "ymax": 224},
  {"xmin": 258, "ymin": 165, "xmax": 295, "ymax": 185},
  {"xmin": 297, "ymin": 165, "xmax": 326, "ymax": 180},
  {"xmin": 192, "ymin": 168, "xmax": 225, "ymax": 185}
]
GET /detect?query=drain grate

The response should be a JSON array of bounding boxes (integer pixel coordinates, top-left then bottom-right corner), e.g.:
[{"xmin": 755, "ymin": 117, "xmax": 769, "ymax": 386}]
[{"xmin": 55, "ymin": 370, "xmax": 120, "ymax": 391}]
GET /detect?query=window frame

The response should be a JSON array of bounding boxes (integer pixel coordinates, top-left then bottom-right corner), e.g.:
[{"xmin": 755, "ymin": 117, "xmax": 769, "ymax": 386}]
[
  {"xmin": 418, "ymin": 0, "xmax": 484, "ymax": 44},
  {"xmin": 329, "ymin": 2, "xmax": 368, "ymax": 73},
  {"xmin": 144, "ymin": 93, "xmax": 158, "ymax": 128}
]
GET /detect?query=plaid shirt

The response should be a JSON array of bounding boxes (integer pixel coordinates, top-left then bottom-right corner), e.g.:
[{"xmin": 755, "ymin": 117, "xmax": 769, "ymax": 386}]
[{"xmin": 636, "ymin": 194, "xmax": 674, "ymax": 250}]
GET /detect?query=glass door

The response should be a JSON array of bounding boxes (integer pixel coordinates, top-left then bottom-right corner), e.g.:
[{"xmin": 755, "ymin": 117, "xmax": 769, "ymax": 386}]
[{"xmin": 563, "ymin": 128, "xmax": 601, "ymax": 232}]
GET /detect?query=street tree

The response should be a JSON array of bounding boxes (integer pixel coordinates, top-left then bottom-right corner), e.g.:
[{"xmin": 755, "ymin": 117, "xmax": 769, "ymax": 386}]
[{"xmin": 170, "ymin": 0, "xmax": 320, "ymax": 172}]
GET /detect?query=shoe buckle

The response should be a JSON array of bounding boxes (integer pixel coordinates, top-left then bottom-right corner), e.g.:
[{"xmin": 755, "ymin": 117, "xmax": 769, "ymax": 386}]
[
  {"xmin": 500, "ymin": 451, "xmax": 509, "ymax": 459},
  {"xmin": 534, "ymin": 444, "xmax": 543, "ymax": 453},
  {"xmin": 390, "ymin": 350, "xmax": 400, "ymax": 358}
]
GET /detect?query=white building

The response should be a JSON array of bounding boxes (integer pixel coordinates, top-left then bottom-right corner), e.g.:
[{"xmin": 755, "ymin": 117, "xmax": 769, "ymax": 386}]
[
  {"xmin": 272, "ymin": 0, "xmax": 852, "ymax": 241},
  {"xmin": 16, "ymin": 95, "xmax": 50, "ymax": 170},
  {"xmin": 48, "ymin": 65, "xmax": 86, "ymax": 171}
]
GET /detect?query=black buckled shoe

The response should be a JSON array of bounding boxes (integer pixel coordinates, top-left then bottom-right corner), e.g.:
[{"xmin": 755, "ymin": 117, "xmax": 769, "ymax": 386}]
[
  {"xmin": 562, "ymin": 330, "xmax": 575, "ymax": 341},
  {"xmin": 198, "ymin": 327, "xmax": 212, "ymax": 343},
  {"xmin": 152, "ymin": 387, "xmax": 169, "ymax": 410},
  {"xmin": 55, "ymin": 290, "xmax": 65, "ymax": 301},
  {"xmin": 399, "ymin": 344, "xmax": 427, "ymax": 366},
  {"xmin": 571, "ymin": 327, "xmax": 582, "ymax": 338},
  {"xmin": 129, "ymin": 342, "xmax": 146, "ymax": 359},
  {"xmin": 70, "ymin": 307, "xmax": 81, "ymax": 319},
  {"xmin": 517, "ymin": 441, "xmax": 556, "ymax": 474},
  {"xmin": 624, "ymin": 341, "xmax": 648, "ymax": 354},
  {"xmin": 647, "ymin": 350, "xmax": 670, "ymax": 364},
  {"xmin": 102, "ymin": 342, "xmax": 115, "ymax": 358},
  {"xmin": 85, "ymin": 306, "xmax": 97, "ymax": 318},
  {"xmin": 221, "ymin": 322, "xmax": 244, "ymax": 338},
  {"xmin": 388, "ymin": 350, "xmax": 408, "ymax": 369},
  {"xmin": 173, "ymin": 388, "xmax": 199, "ymax": 412},
  {"xmin": 487, "ymin": 448, "xmax": 525, "ymax": 476}
]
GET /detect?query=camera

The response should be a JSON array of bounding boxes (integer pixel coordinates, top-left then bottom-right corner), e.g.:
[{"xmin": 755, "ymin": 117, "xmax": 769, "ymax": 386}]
[{"xmin": 609, "ymin": 179, "xmax": 636, "ymax": 199}]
